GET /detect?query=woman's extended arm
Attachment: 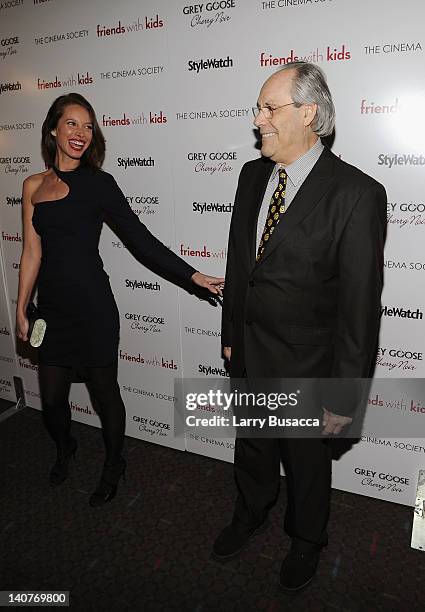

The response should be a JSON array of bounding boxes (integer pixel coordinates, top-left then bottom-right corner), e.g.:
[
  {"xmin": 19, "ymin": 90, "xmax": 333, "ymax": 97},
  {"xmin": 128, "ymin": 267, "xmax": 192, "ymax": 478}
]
[
  {"xmin": 16, "ymin": 176, "xmax": 42, "ymax": 341},
  {"xmin": 101, "ymin": 172, "xmax": 224, "ymax": 293}
]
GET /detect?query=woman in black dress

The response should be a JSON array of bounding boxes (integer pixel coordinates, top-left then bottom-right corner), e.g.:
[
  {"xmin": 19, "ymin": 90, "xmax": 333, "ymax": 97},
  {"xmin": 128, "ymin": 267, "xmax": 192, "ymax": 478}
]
[{"xmin": 16, "ymin": 93, "xmax": 224, "ymax": 507}]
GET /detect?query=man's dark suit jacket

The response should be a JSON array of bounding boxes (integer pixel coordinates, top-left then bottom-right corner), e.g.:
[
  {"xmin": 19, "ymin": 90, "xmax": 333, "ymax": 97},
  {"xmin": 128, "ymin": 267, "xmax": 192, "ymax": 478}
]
[{"xmin": 222, "ymin": 146, "xmax": 387, "ymax": 415}]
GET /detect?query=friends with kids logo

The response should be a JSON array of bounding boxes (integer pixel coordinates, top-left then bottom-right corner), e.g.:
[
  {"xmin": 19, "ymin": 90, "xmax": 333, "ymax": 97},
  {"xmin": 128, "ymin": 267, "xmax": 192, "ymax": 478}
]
[
  {"xmin": 37, "ymin": 71, "xmax": 94, "ymax": 90},
  {"xmin": 96, "ymin": 14, "xmax": 163, "ymax": 38},
  {"xmin": 102, "ymin": 111, "xmax": 167, "ymax": 128},
  {"xmin": 119, "ymin": 348, "xmax": 178, "ymax": 371},
  {"xmin": 259, "ymin": 43, "xmax": 351, "ymax": 67}
]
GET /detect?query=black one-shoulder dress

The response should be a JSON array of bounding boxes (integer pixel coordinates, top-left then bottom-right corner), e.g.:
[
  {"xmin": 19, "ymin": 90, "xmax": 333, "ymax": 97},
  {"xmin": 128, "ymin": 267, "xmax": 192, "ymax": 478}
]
[{"xmin": 32, "ymin": 165, "xmax": 195, "ymax": 369}]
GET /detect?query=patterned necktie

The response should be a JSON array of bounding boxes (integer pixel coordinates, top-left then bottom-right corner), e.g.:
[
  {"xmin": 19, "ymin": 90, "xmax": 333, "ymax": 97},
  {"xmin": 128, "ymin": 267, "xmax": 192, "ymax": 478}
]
[{"xmin": 256, "ymin": 168, "xmax": 288, "ymax": 261}]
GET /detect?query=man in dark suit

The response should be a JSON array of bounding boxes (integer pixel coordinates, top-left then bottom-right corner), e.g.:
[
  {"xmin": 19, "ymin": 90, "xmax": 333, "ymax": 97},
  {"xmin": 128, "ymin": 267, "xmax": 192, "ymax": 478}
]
[{"xmin": 212, "ymin": 62, "xmax": 387, "ymax": 591}]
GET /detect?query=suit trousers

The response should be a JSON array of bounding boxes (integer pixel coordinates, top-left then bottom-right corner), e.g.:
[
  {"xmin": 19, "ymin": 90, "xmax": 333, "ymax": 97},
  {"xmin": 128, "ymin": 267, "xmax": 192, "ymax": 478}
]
[{"xmin": 232, "ymin": 436, "xmax": 332, "ymax": 548}]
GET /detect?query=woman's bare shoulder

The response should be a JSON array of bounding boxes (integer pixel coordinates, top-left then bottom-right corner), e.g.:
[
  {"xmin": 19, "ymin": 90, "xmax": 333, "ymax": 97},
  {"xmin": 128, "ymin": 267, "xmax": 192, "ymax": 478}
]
[{"xmin": 23, "ymin": 169, "xmax": 51, "ymax": 195}]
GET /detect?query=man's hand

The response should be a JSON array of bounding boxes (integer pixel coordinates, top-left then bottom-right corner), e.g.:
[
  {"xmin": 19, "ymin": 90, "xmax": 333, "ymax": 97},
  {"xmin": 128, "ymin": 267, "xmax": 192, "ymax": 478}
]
[
  {"xmin": 191, "ymin": 272, "xmax": 224, "ymax": 296},
  {"xmin": 322, "ymin": 408, "xmax": 352, "ymax": 436},
  {"xmin": 223, "ymin": 346, "xmax": 231, "ymax": 361}
]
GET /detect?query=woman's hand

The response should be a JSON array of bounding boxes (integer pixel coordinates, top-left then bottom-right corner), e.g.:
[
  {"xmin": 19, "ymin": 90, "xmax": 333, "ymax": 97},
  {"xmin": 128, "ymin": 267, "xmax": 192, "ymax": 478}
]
[
  {"xmin": 191, "ymin": 272, "xmax": 224, "ymax": 296},
  {"xmin": 16, "ymin": 311, "xmax": 29, "ymax": 342}
]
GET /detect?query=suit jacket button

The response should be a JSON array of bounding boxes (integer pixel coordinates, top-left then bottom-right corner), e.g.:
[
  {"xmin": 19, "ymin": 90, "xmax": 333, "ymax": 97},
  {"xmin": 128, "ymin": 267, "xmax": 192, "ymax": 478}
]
[{"xmin": 249, "ymin": 280, "xmax": 255, "ymax": 287}]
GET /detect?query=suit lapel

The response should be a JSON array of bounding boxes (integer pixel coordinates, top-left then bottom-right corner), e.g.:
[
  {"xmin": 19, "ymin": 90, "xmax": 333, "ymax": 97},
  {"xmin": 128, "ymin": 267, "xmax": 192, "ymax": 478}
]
[{"xmin": 254, "ymin": 148, "xmax": 335, "ymax": 268}]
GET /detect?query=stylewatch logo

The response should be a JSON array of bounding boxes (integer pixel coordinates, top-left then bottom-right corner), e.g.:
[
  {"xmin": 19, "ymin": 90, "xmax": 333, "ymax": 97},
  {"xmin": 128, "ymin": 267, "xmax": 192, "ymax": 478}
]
[
  {"xmin": 96, "ymin": 15, "xmax": 164, "ymax": 38},
  {"xmin": 259, "ymin": 44, "xmax": 351, "ymax": 66},
  {"xmin": 198, "ymin": 362, "xmax": 229, "ymax": 377},
  {"xmin": 192, "ymin": 201, "xmax": 233, "ymax": 214},
  {"xmin": 0, "ymin": 81, "xmax": 21, "ymax": 94},
  {"xmin": 125, "ymin": 278, "xmax": 161, "ymax": 291},
  {"xmin": 378, "ymin": 153, "xmax": 425, "ymax": 168},
  {"xmin": 381, "ymin": 305, "xmax": 423, "ymax": 320},
  {"xmin": 5, "ymin": 195, "xmax": 22, "ymax": 206},
  {"xmin": 188, "ymin": 55, "xmax": 233, "ymax": 73},
  {"xmin": 117, "ymin": 156, "xmax": 155, "ymax": 169}
]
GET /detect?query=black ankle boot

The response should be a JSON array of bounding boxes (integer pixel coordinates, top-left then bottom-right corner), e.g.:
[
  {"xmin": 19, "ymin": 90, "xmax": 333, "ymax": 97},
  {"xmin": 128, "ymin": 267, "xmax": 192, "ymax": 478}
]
[
  {"xmin": 89, "ymin": 458, "xmax": 126, "ymax": 508},
  {"xmin": 49, "ymin": 437, "xmax": 78, "ymax": 487}
]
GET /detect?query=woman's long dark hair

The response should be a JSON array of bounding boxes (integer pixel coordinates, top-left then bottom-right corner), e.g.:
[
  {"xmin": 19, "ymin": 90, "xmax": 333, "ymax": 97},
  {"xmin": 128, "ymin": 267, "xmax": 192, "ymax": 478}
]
[{"xmin": 41, "ymin": 92, "xmax": 105, "ymax": 169}]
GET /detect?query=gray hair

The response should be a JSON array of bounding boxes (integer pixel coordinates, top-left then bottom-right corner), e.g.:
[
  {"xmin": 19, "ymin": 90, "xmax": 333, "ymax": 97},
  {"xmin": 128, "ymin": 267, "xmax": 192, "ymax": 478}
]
[{"xmin": 276, "ymin": 62, "xmax": 335, "ymax": 137}]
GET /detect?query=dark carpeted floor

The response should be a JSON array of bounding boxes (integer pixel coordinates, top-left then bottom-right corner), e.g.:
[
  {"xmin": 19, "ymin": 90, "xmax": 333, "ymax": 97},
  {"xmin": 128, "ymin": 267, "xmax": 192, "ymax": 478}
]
[{"xmin": 0, "ymin": 403, "xmax": 424, "ymax": 611}]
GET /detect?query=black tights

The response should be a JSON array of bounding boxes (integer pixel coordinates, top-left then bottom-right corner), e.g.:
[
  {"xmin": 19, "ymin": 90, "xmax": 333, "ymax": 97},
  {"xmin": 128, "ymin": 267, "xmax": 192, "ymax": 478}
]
[{"xmin": 39, "ymin": 362, "xmax": 126, "ymax": 465}]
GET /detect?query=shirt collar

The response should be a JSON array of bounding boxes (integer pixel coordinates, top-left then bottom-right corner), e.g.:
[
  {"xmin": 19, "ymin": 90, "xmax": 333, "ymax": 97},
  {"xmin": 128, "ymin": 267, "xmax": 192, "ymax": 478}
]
[{"xmin": 271, "ymin": 139, "xmax": 324, "ymax": 186}]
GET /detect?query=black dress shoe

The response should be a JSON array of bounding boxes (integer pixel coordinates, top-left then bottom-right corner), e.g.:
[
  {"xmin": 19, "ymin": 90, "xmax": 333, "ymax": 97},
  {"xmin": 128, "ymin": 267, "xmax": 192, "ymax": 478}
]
[
  {"xmin": 89, "ymin": 458, "xmax": 126, "ymax": 508},
  {"xmin": 212, "ymin": 521, "xmax": 266, "ymax": 561},
  {"xmin": 49, "ymin": 437, "xmax": 78, "ymax": 487},
  {"xmin": 279, "ymin": 544, "xmax": 320, "ymax": 592}
]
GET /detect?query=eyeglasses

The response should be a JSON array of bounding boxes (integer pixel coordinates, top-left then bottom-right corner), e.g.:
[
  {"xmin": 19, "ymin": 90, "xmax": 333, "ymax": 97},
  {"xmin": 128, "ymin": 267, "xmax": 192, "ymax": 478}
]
[{"xmin": 252, "ymin": 102, "xmax": 296, "ymax": 119}]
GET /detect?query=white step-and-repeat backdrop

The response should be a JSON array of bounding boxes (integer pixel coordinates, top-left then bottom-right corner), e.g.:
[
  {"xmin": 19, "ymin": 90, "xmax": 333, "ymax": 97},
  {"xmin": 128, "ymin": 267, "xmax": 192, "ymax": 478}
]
[{"xmin": 1, "ymin": 0, "xmax": 424, "ymax": 504}]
